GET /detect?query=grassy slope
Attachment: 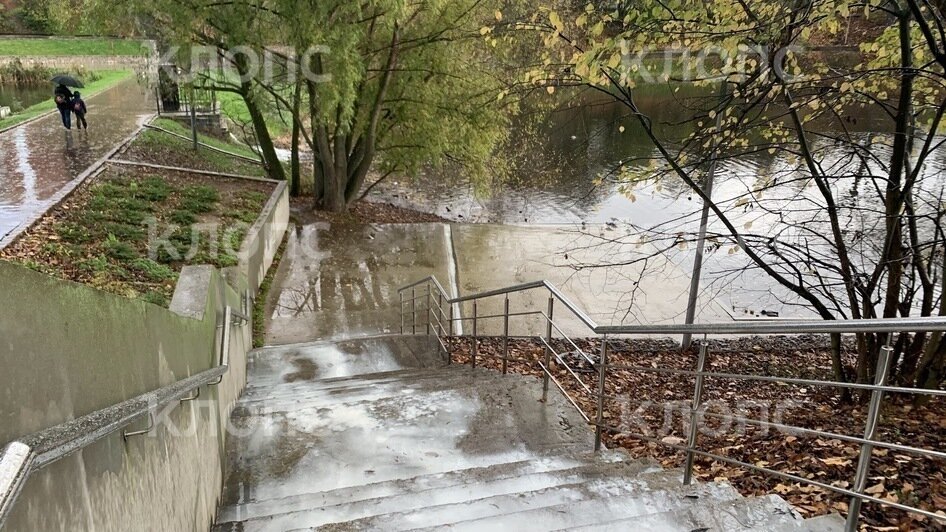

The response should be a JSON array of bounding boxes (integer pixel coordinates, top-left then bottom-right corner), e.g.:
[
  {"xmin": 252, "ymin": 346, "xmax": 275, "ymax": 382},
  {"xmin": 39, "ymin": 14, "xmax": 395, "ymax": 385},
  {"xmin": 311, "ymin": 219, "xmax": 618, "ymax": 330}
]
[
  {"xmin": 125, "ymin": 118, "xmax": 264, "ymax": 176},
  {"xmin": 0, "ymin": 69, "xmax": 134, "ymax": 130},
  {"xmin": 216, "ymin": 90, "xmax": 291, "ymax": 138},
  {"xmin": 151, "ymin": 117, "xmax": 261, "ymax": 160},
  {"xmin": 0, "ymin": 38, "xmax": 147, "ymax": 57}
]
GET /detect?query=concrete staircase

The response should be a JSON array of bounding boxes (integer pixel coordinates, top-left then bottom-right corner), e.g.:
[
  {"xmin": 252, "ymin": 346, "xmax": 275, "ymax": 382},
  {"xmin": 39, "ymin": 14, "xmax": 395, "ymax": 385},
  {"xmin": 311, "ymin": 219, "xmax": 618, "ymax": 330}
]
[{"xmin": 212, "ymin": 336, "xmax": 842, "ymax": 532}]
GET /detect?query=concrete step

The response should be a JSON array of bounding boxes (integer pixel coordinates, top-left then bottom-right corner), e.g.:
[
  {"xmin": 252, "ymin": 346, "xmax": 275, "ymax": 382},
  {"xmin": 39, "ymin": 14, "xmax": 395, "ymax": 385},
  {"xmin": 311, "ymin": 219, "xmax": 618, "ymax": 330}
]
[
  {"xmin": 242, "ymin": 366, "xmax": 458, "ymax": 397},
  {"xmin": 217, "ymin": 450, "xmax": 640, "ymax": 521},
  {"xmin": 292, "ymin": 472, "xmax": 741, "ymax": 532},
  {"xmin": 217, "ymin": 337, "xmax": 818, "ymax": 532},
  {"xmin": 239, "ymin": 367, "xmax": 510, "ymax": 407},
  {"xmin": 551, "ymin": 493, "xmax": 806, "ymax": 532},
  {"xmin": 762, "ymin": 513, "xmax": 846, "ymax": 532},
  {"xmin": 215, "ymin": 455, "xmax": 663, "ymax": 529},
  {"xmin": 221, "ymin": 368, "xmax": 594, "ymax": 506},
  {"xmin": 245, "ymin": 335, "xmax": 445, "ymax": 385}
]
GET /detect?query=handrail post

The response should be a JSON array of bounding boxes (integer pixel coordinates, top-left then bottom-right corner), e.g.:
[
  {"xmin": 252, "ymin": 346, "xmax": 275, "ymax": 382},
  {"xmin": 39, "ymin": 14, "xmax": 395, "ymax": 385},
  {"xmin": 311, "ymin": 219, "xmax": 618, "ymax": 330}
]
[
  {"xmin": 399, "ymin": 291, "xmax": 404, "ymax": 335},
  {"xmin": 845, "ymin": 339, "xmax": 893, "ymax": 532},
  {"xmin": 472, "ymin": 300, "xmax": 478, "ymax": 369},
  {"xmin": 594, "ymin": 335, "xmax": 609, "ymax": 451},
  {"xmin": 411, "ymin": 287, "xmax": 416, "ymax": 335},
  {"xmin": 449, "ymin": 303, "xmax": 454, "ymax": 337},
  {"xmin": 684, "ymin": 342, "xmax": 709, "ymax": 485},
  {"xmin": 542, "ymin": 296, "xmax": 554, "ymax": 402},
  {"xmin": 502, "ymin": 296, "xmax": 510, "ymax": 375},
  {"xmin": 437, "ymin": 291, "xmax": 444, "ymax": 336},
  {"xmin": 426, "ymin": 284, "xmax": 432, "ymax": 336}
]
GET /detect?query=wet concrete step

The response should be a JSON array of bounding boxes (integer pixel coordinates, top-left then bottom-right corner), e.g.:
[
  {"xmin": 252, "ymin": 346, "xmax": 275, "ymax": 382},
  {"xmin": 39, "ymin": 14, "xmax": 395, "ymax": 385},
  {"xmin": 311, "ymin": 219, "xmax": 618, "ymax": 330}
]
[
  {"xmin": 216, "ymin": 336, "xmax": 825, "ymax": 532},
  {"xmin": 220, "ymin": 364, "xmax": 595, "ymax": 508},
  {"xmin": 236, "ymin": 380, "xmax": 536, "ymax": 416},
  {"xmin": 392, "ymin": 479, "xmax": 744, "ymax": 532},
  {"xmin": 217, "ymin": 451, "xmax": 630, "ymax": 522},
  {"xmin": 294, "ymin": 474, "xmax": 741, "ymax": 532},
  {"xmin": 549, "ymin": 493, "xmax": 807, "ymax": 532},
  {"xmin": 231, "ymin": 385, "xmax": 588, "ymax": 456},
  {"xmin": 239, "ymin": 367, "xmax": 511, "ymax": 406},
  {"xmin": 215, "ymin": 456, "xmax": 664, "ymax": 529},
  {"xmin": 760, "ymin": 513, "xmax": 846, "ymax": 532},
  {"xmin": 247, "ymin": 336, "xmax": 445, "ymax": 384},
  {"xmin": 242, "ymin": 366, "xmax": 456, "ymax": 397}
]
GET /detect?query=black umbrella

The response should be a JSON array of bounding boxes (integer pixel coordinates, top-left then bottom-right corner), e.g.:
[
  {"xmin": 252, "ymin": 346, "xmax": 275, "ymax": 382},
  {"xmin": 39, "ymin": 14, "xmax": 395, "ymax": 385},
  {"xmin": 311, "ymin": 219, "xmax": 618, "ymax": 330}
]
[{"xmin": 50, "ymin": 74, "xmax": 84, "ymax": 88}]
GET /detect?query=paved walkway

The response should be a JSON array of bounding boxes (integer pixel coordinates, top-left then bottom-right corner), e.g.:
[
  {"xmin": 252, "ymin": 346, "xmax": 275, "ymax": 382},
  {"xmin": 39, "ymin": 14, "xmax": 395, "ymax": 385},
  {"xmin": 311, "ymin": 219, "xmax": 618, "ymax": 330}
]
[{"xmin": 0, "ymin": 78, "xmax": 153, "ymax": 247}]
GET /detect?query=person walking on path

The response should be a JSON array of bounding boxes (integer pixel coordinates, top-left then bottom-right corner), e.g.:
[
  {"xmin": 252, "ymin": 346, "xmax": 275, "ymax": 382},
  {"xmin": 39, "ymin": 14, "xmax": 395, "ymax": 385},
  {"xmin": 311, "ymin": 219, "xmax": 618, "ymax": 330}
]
[
  {"xmin": 72, "ymin": 91, "xmax": 88, "ymax": 130},
  {"xmin": 54, "ymin": 83, "xmax": 74, "ymax": 130}
]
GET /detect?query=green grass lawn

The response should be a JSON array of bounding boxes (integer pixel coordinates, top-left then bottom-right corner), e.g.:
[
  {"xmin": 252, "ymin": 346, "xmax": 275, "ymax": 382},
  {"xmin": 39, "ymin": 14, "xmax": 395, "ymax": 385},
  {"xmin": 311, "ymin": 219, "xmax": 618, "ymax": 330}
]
[
  {"xmin": 151, "ymin": 117, "xmax": 261, "ymax": 160},
  {"xmin": 216, "ymin": 90, "xmax": 291, "ymax": 138},
  {"xmin": 0, "ymin": 69, "xmax": 134, "ymax": 130},
  {"xmin": 0, "ymin": 38, "xmax": 148, "ymax": 57},
  {"xmin": 124, "ymin": 118, "xmax": 264, "ymax": 176}
]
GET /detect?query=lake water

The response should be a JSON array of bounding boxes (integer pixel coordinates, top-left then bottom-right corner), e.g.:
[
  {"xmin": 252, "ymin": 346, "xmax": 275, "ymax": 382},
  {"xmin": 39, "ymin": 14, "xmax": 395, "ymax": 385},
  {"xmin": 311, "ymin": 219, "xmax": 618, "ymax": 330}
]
[
  {"xmin": 366, "ymin": 84, "xmax": 946, "ymax": 321},
  {"xmin": 0, "ymin": 84, "xmax": 51, "ymax": 111}
]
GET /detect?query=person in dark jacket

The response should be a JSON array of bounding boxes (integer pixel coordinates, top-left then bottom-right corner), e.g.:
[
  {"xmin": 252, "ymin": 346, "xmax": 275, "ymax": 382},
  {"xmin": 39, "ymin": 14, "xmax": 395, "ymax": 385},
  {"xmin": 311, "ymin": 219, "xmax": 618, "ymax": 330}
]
[
  {"xmin": 72, "ymin": 91, "xmax": 88, "ymax": 130},
  {"xmin": 54, "ymin": 84, "xmax": 74, "ymax": 130}
]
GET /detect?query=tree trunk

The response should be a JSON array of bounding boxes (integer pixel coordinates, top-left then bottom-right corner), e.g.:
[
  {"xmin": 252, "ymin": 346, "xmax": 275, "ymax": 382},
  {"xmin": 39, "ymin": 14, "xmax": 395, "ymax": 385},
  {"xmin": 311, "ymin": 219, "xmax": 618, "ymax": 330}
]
[
  {"xmin": 306, "ymin": 79, "xmax": 324, "ymax": 208},
  {"xmin": 856, "ymin": 8, "xmax": 914, "ymax": 387},
  {"xmin": 290, "ymin": 81, "xmax": 302, "ymax": 197},
  {"xmin": 243, "ymin": 85, "xmax": 286, "ymax": 182}
]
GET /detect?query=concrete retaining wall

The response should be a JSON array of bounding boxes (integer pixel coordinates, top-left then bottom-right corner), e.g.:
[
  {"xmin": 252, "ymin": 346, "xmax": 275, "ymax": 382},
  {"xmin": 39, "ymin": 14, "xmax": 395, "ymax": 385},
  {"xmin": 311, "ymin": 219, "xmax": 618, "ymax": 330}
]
[
  {"xmin": 0, "ymin": 55, "xmax": 149, "ymax": 71},
  {"xmin": 239, "ymin": 181, "xmax": 290, "ymax": 295},
  {"xmin": 0, "ymin": 178, "xmax": 289, "ymax": 531}
]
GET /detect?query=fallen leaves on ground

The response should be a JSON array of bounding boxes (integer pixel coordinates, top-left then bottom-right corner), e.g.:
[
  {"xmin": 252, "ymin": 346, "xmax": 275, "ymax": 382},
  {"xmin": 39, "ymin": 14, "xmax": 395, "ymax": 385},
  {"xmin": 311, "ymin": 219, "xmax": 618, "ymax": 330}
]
[
  {"xmin": 290, "ymin": 196, "xmax": 448, "ymax": 224},
  {"xmin": 445, "ymin": 335, "xmax": 946, "ymax": 531}
]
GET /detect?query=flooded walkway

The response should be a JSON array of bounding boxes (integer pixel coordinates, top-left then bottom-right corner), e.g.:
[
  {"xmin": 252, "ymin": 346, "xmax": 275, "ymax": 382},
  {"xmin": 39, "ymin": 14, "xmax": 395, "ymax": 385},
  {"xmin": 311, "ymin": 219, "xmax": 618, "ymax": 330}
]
[
  {"xmin": 262, "ymin": 222, "xmax": 762, "ymax": 346},
  {"xmin": 0, "ymin": 78, "xmax": 153, "ymax": 247}
]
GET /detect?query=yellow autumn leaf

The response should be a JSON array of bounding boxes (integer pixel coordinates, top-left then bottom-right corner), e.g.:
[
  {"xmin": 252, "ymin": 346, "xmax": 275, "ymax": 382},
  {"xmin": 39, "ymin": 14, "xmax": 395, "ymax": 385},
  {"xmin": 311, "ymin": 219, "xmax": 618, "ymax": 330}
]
[{"xmin": 549, "ymin": 11, "xmax": 564, "ymax": 32}]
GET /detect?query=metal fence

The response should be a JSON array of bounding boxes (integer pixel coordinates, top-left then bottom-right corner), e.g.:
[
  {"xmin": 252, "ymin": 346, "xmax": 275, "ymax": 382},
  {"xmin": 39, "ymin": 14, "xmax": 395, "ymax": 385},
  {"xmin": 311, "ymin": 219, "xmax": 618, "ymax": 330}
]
[{"xmin": 397, "ymin": 276, "xmax": 946, "ymax": 531}]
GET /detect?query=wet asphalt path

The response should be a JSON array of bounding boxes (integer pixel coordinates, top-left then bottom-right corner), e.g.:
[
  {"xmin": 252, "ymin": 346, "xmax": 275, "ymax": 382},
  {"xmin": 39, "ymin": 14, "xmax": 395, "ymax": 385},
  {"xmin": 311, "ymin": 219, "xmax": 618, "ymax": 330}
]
[{"xmin": 0, "ymin": 78, "xmax": 153, "ymax": 247}]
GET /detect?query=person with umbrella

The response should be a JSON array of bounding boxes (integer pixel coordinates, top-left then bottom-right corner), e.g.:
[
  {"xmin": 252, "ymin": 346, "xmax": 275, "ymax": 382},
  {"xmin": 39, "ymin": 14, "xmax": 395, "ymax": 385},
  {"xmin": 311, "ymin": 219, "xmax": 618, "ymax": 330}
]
[{"xmin": 51, "ymin": 75, "xmax": 84, "ymax": 130}]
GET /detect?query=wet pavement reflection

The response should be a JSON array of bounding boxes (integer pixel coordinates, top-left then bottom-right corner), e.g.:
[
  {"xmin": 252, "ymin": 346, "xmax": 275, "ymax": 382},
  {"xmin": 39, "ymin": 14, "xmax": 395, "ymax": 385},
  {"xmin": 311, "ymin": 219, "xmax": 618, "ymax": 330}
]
[
  {"xmin": 0, "ymin": 78, "xmax": 153, "ymax": 246},
  {"xmin": 264, "ymin": 222, "xmax": 793, "ymax": 346}
]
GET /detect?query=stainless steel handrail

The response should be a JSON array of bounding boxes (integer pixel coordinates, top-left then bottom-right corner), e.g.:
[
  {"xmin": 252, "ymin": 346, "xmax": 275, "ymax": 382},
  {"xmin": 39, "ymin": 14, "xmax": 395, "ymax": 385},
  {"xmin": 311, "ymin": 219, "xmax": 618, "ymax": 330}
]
[
  {"xmin": 0, "ymin": 443, "xmax": 31, "ymax": 529},
  {"xmin": 397, "ymin": 276, "xmax": 946, "ymax": 531},
  {"xmin": 0, "ymin": 304, "xmax": 245, "ymax": 528},
  {"xmin": 398, "ymin": 275, "xmax": 946, "ymax": 334}
]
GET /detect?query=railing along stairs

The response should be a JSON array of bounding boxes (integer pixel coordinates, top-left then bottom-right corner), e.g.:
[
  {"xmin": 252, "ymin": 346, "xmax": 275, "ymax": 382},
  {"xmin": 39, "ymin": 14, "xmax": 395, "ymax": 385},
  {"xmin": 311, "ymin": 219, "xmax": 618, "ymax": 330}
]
[{"xmin": 398, "ymin": 276, "xmax": 946, "ymax": 532}]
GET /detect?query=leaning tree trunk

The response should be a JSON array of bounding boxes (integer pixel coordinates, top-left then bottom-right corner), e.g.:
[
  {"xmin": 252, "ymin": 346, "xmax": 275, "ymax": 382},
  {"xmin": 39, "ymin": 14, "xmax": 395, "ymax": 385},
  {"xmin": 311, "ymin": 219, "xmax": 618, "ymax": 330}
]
[
  {"xmin": 290, "ymin": 81, "xmax": 302, "ymax": 197},
  {"xmin": 243, "ymin": 86, "xmax": 286, "ymax": 182}
]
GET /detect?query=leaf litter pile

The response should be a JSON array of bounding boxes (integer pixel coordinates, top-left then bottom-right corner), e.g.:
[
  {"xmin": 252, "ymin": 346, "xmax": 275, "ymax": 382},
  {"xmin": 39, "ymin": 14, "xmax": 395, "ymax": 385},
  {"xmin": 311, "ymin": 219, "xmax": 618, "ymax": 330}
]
[
  {"xmin": 1, "ymin": 166, "xmax": 273, "ymax": 306},
  {"xmin": 446, "ymin": 335, "xmax": 946, "ymax": 531}
]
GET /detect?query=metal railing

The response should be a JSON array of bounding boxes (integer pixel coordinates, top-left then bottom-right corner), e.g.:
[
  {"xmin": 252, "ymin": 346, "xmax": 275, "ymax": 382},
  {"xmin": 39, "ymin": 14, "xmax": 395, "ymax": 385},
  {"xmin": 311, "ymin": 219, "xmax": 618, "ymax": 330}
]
[
  {"xmin": 0, "ymin": 302, "xmax": 248, "ymax": 529},
  {"xmin": 397, "ymin": 276, "xmax": 946, "ymax": 531}
]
